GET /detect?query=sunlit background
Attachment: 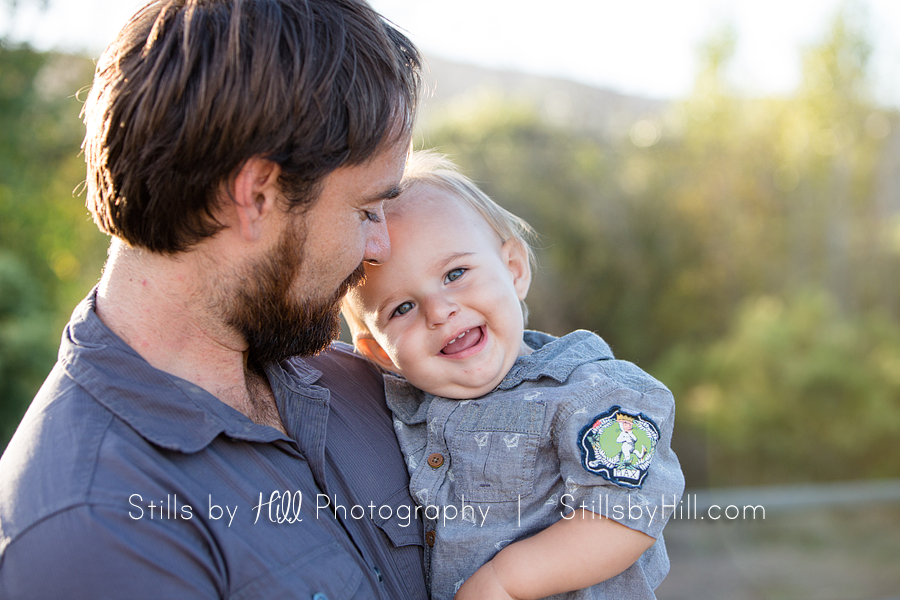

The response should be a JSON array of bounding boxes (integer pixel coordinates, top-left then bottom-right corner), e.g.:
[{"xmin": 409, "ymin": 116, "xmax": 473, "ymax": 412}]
[
  {"xmin": 2, "ymin": 1, "xmax": 899, "ymax": 598},
  {"xmin": 5, "ymin": 0, "xmax": 900, "ymax": 105}
]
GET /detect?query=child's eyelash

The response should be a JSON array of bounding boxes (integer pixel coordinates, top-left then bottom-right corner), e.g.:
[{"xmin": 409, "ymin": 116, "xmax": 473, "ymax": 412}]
[{"xmin": 391, "ymin": 301, "xmax": 415, "ymax": 318}]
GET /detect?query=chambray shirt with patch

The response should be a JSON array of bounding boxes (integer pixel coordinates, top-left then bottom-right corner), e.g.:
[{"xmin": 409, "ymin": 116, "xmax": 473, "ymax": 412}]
[{"xmin": 385, "ymin": 330, "xmax": 684, "ymax": 600}]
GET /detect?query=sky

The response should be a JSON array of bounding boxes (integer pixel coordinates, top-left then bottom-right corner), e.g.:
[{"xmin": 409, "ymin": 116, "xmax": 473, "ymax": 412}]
[{"xmin": 4, "ymin": 0, "xmax": 900, "ymax": 105}]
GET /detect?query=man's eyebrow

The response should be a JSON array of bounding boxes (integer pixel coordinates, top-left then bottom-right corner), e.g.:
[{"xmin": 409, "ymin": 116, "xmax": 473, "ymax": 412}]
[{"xmin": 363, "ymin": 185, "xmax": 402, "ymax": 205}]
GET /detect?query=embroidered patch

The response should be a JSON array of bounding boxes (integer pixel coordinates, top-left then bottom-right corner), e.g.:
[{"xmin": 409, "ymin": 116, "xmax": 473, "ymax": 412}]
[{"xmin": 578, "ymin": 405, "xmax": 660, "ymax": 488}]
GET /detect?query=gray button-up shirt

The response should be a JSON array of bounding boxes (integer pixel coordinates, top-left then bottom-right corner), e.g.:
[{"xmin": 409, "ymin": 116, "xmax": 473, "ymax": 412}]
[
  {"xmin": 386, "ymin": 330, "xmax": 684, "ymax": 600},
  {"xmin": 0, "ymin": 292, "xmax": 426, "ymax": 599}
]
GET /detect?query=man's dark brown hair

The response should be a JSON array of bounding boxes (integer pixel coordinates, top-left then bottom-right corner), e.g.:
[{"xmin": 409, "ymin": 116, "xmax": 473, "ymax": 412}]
[{"xmin": 82, "ymin": 0, "xmax": 422, "ymax": 253}]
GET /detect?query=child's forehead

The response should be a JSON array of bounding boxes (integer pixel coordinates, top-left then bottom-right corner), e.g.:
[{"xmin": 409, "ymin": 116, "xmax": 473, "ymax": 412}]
[
  {"xmin": 389, "ymin": 181, "xmax": 461, "ymax": 215},
  {"xmin": 389, "ymin": 182, "xmax": 490, "ymax": 230}
]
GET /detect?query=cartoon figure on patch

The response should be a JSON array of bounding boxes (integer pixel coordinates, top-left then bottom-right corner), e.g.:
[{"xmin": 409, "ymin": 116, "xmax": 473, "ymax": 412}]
[
  {"xmin": 579, "ymin": 406, "xmax": 660, "ymax": 488},
  {"xmin": 615, "ymin": 413, "xmax": 646, "ymax": 466}
]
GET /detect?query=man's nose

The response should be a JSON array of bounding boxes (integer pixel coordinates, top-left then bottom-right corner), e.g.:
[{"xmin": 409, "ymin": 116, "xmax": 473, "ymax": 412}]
[{"xmin": 363, "ymin": 218, "xmax": 390, "ymax": 265}]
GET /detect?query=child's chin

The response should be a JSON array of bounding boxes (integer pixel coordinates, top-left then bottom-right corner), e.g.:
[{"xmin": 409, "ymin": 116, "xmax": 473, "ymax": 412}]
[{"xmin": 440, "ymin": 378, "xmax": 501, "ymax": 400}]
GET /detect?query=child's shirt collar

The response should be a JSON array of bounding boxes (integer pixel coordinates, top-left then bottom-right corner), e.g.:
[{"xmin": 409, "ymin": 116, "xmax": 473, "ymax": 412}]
[{"xmin": 497, "ymin": 329, "xmax": 614, "ymax": 390}]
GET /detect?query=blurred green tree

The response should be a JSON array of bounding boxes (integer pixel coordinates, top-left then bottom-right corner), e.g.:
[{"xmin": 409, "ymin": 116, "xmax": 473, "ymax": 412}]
[
  {"xmin": 657, "ymin": 291, "xmax": 900, "ymax": 486},
  {"xmin": 0, "ymin": 252, "xmax": 56, "ymax": 443},
  {"xmin": 0, "ymin": 43, "xmax": 105, "ymax": 449}
]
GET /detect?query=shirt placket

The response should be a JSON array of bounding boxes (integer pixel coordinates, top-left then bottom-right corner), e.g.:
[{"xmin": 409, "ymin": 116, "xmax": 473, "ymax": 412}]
[{"xmin": 409, "ymin": 397, "xmax": 460, "ymax": 581}]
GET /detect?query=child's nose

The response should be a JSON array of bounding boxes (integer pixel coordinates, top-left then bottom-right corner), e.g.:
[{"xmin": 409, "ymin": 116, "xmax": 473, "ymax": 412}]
[{"xmin": 423, "ymin": 294, "xmax": 458, "ymax": 328}]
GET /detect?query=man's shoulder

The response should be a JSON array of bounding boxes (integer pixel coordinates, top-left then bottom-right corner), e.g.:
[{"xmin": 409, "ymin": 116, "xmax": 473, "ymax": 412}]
[
  {"xmin": 302, "ymin": 340, "xmax": 372, "ymax": 368},
  {"xmin": 0, "ymin": 356, "xmax": 191, "ymax": 550},
  {"xmin": 298, "ymin": 341, "xmax": 384, "ymax": 390},
  {"xmin": 0, "ymin": 361, "xmax": 117, "ymax": 545}
]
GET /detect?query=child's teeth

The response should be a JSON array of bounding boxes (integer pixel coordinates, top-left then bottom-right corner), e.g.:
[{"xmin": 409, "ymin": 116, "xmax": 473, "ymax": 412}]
[{"xmin": 446, "ymin": 330, "xmax": 470, "ymax": 346}]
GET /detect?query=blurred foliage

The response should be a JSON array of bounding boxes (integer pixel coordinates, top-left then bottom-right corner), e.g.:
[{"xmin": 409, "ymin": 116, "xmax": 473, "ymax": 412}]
[
  {"xmin": 1, "ymin": 6, "xmax": 898, "ymax": 487},
  {"xmin": 0, "ymin": 252, "xmax": 56, "ymax": 445},
  {"xmin": 657, "ymin": 291, "xmax": 900, "ymax": 486},
  {"xmin": 0, "ymin": 41, "xmax": 107, "ymax": 447}
]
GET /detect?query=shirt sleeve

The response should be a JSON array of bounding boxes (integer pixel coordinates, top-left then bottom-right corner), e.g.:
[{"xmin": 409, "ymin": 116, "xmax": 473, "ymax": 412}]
[
  {"xmin": 553, "ymin": 373, "xmax": 685, "ymax": 540},
  {"xmin": 0, "ymin": 503, "xmax": 223, "ymax": 599}
]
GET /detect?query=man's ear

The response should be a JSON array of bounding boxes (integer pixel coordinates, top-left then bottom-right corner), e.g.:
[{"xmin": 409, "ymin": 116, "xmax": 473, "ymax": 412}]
[
  {"xmin": 502, "ymin": 238, "xmax": 532, "ymax": 301},
  {"xmin": 355, "ymin": 336, "xmax": 398, "ymax": 372},
  {"xmin": 230, "ymin": 157, "xmax": 282, "ymax": 242}
]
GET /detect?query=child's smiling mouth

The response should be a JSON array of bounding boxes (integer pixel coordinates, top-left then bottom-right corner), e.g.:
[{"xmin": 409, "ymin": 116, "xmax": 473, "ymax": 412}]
[{"xmin": 440, "ymin": 326, "xmax": 485, "ymax": 356}]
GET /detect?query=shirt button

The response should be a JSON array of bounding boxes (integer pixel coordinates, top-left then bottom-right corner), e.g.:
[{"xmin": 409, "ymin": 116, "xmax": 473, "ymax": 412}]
[
  {"xmin": 425, "ymin": 530, "xmax": 436, "ymax": 547},
  {"xmin": 312, "ymin": 594, "xmax": 329, "ymax": 600},
  {"xmin": 427, "ymin": 453, "xmax": 444, "ymax": 468}
]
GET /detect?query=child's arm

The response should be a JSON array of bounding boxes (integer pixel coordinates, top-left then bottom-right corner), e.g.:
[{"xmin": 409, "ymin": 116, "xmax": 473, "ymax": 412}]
[{"xmin": 454, "ymin": 509, "xmax": 654, "ymax": 600}]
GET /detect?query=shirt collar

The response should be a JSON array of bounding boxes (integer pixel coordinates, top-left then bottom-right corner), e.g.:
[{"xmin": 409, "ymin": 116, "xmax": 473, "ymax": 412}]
[
  {"xmin": 496, "ymin": 329, "xmax": 614, "ymax": 390},
  {"xmin": 383, "ymin": 374, "xmax": 431, "ymax": 425},
  {"xmin": 60, "ymin": 290, "xmax": 324, "ymax": 453}
]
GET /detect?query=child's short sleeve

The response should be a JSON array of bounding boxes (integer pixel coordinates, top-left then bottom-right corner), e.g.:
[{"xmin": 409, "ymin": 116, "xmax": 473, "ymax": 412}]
[{"xmin": 553, "ymin": 363, "xmax": 684, "ymax": 539}]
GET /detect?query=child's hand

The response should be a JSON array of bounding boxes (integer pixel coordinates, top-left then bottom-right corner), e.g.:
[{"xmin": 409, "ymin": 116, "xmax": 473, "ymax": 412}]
[
  {"xmin": 454, "ymin": 561, "xmax": 516, "ymax": 600},
  {"xmin": 453, "ymin": 510, "xmax": 655, "ymax": 600}
]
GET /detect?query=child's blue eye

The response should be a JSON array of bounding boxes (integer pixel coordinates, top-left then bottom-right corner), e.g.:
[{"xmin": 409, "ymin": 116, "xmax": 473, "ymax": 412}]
[
  {"xmin": 392, "ymin": 301, "xmax": 414, "ymax": 318},
  {"xmin": 445, "ymin": 268, "xmax": 466, "ymax": 283}
]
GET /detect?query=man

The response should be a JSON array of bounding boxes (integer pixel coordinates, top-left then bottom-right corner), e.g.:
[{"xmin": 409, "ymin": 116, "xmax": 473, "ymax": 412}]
[{"xmin": 0, "ymin": 1, "xmax": 426, "ymax": 598}]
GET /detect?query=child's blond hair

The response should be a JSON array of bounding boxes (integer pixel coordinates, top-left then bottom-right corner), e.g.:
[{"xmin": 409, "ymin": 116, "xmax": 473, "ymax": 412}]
[{"xmin": 342, "ymin": 150, "xmax": 537, "ymax": 344}]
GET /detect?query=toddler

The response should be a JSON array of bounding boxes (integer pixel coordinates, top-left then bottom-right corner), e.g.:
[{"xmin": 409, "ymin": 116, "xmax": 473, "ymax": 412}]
[{"xmin": 342, "ymin": 151, "xmax": 684, "ymax": 600}]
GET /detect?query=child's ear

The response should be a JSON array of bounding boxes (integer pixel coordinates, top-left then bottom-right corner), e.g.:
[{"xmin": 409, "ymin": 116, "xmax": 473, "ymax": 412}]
[
  {"xmin": 355, "ymin": 336, "xmax": 397, "ymax": 372},
  {"xmin": 502, "ymin": 238, "xmax": 532, "ymax": 301}
]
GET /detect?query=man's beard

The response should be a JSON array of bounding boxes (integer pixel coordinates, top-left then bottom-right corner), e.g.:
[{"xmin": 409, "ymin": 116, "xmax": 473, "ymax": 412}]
[{"xmin": 225, "ymin": 219, "xmax": 365, "ymax": 368}]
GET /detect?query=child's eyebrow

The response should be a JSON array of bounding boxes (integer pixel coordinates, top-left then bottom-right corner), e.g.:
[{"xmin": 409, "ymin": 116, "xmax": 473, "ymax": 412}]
[
  {"xmin": 436, "ymin": 252, "xmax": 474, "ymax": 270},
  {"xmin": 375, "ymin": 293, "xmax": 402, "ymax": 322}
]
